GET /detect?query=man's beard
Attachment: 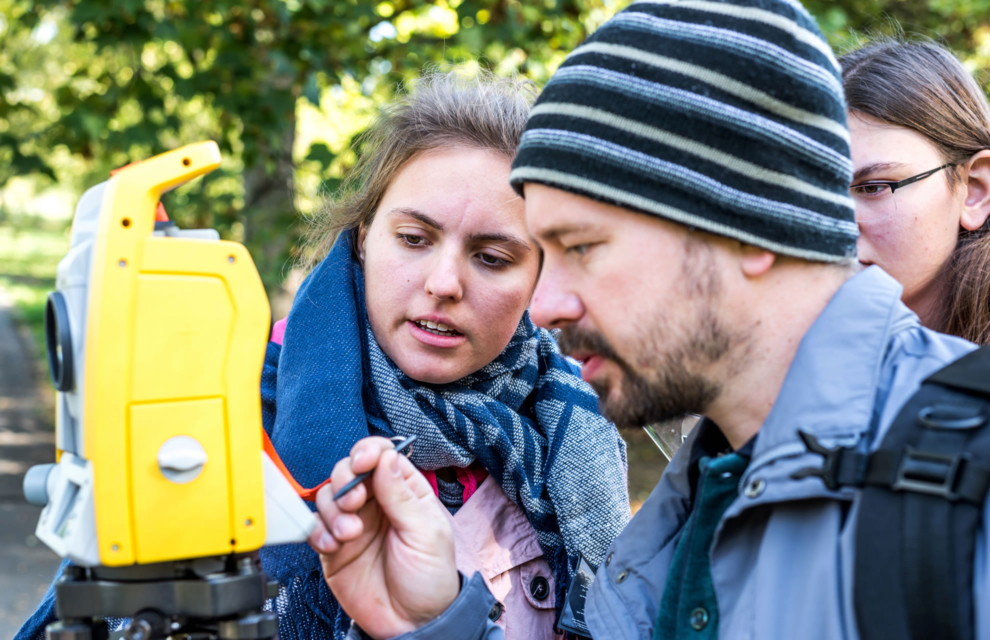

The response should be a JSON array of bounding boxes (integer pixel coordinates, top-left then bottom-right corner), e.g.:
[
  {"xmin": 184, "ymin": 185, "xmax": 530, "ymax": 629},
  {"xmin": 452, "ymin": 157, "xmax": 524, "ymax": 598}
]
[
  {"xmin": 558, "ymin": 319, "xmax": 727, "ymax": 429},
  {"xmin": 557, "ymin": 239, "xmax": 744, "ymax": 429}
]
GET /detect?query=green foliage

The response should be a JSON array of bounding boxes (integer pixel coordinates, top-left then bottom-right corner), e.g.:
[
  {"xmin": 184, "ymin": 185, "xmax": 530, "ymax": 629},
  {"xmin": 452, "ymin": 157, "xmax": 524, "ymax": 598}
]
[
  {"xmin": 1, "ymin": 0, "xmax": 987, "ymax": 292},
  {"xmin": 806, "ymin": 0, "xmax": 990, "ymax": 84},
  {"xmin": 0, "ymin": 2, "xmax": 54, "ymax": 183},
  {"xmin": 0, "ymin": 0, "xmax": 627, "ymax": 292}
]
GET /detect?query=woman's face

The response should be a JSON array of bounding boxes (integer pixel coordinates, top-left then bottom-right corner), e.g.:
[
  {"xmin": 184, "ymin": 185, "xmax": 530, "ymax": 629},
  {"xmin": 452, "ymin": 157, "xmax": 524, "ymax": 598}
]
[
  {"xmin": 360, "ymin": 146, "xmax": 539, "ymax": 385},
  {"xmin": 848, "ymin": 111, "xmax": 965, "ymax": 311}
]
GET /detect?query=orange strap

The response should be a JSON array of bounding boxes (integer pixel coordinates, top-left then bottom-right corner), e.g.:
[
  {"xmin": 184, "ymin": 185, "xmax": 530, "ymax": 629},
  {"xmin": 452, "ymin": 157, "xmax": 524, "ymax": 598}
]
[{"xmin": 262, "ymin": 428, "xmax": 331, "ymax": 502}]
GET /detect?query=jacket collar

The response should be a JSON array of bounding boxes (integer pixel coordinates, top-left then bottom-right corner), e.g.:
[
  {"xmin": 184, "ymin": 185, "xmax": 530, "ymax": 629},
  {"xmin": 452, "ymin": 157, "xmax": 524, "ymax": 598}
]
[
  {"xmin": 751, "ymin": 266, "xmax": 910, "ymax": 453},
  {"xmin": 729, "ymin": 266, "xmax": 915, "ymax": 492}
]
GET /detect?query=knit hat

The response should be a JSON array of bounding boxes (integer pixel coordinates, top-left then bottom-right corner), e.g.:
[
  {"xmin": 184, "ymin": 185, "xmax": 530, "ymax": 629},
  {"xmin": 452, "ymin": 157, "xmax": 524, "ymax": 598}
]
[{"xmin": 509, "ymin": 0, "xmax": 858, "ymax": 262}]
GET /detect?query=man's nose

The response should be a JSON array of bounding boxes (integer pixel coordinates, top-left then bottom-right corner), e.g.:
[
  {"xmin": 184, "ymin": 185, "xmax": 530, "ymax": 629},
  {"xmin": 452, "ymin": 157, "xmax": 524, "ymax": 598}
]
[
  {"xmin": 529, "ymin": 267, "xmax": 583, "ymax": 329},
  {"xmin": 424, "ymin": 252, "xmax": 464, "ymax": 302}
]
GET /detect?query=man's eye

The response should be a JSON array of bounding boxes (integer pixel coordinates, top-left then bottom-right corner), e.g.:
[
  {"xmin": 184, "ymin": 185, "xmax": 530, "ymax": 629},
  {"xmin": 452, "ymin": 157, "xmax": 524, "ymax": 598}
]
[
  {"xmin": 399, "ymin": 234, "xmax": 426, "ymax": 246},
  {"xmin": 567, "ymin": 243, "xmax": 592, "ymax": 256},
  {"xmin": 478, "ymin": 252, "xmax": 509, "ymax": 268}
]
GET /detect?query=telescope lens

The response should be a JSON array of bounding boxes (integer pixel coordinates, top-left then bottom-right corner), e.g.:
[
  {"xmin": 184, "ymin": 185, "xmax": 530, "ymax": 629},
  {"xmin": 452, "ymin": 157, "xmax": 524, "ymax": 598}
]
[{"xmin": 45, "ymin": 292, "xmax": 75, "ymax": 392}]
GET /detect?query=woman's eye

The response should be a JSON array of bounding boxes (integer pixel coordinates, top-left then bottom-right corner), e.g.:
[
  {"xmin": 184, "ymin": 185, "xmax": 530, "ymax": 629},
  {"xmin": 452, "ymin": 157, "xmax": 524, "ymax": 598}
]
[
  {"xmin": 852, "ymin": 184, "xmax": 890, "ymax": 197},
  {"xmin": 399, "ymin": 234, "xmax": 426, "ymax": 246}
]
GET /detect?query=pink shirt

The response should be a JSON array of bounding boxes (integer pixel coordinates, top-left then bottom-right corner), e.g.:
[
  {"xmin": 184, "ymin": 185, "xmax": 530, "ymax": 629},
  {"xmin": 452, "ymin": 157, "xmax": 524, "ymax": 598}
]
[{"xmin": 443, "ymin": 476, "xmax": 557, "ymax": 639}]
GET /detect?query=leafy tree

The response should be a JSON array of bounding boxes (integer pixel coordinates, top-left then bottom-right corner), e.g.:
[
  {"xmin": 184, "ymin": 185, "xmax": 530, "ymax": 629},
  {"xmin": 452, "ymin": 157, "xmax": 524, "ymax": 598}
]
[
  {"xmin": 0, "ymin": 1, "xmax": 56, "ymax": 184},
  {"xmin": 1, "ymin": 0, "xmax": 626, "ymax": 291},
  {"xmin": 2, "ymin": 0, "xmax": 987, "ymax": 292},
  {"xmin": 808, "ymin": 0, "xmax": 990, "ymax": 86}
]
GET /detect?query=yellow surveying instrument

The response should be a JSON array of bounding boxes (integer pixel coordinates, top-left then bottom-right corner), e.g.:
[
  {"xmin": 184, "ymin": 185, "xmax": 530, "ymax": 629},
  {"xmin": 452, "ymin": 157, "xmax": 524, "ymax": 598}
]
[{"xmin": 22, "ymin": 141, "xmax": 317, "ymax": 640}]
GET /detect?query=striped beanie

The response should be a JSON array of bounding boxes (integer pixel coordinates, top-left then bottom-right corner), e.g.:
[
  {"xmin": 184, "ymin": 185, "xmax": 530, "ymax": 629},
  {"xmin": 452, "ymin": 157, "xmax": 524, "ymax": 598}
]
[{"xmin": 509, "ymin": 0, "xmax": 858, "ymax": 262}]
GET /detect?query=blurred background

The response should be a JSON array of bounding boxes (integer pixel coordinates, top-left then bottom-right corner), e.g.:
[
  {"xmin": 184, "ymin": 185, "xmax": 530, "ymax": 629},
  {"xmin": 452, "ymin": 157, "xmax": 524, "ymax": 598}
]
[{"xmin": 0, "ymin": 0, "xmax": 987, "ymax": 634}]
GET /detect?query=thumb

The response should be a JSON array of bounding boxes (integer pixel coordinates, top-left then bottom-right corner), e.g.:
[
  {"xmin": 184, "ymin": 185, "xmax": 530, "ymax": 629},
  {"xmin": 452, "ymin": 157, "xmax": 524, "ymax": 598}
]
[{"xmin": 372, "ymin": 449, "xmax": 441, "ymax": 531}]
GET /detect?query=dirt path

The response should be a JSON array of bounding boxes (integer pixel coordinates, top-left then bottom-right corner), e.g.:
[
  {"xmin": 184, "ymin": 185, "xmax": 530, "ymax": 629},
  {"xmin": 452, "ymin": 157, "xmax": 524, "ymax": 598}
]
[{"xmin": 0, "ymin": 287, "xmax": 61, "ymax": 638}]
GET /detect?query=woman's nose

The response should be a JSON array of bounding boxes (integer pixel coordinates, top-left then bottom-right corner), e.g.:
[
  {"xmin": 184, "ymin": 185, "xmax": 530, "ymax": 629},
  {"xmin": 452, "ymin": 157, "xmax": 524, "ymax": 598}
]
[
  {"xmin": 424, "ymin": 253, "xmax": 464, "ymax": 302},
  {"xmin": 530, "ymin": 268, "xmax": 584, "ymax": 329}
]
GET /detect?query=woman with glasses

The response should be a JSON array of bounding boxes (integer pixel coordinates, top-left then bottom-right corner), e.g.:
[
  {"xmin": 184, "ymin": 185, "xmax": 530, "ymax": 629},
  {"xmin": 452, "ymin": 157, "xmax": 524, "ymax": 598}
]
[{"xmin": 842, "ymin": 38, "xmax": 990, "ymax": 342}]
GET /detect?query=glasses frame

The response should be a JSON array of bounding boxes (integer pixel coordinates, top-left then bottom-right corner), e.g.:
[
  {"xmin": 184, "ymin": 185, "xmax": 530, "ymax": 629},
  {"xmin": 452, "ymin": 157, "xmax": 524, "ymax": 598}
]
[{"xmin": 850, "ymin": 163, "xmax": 955, "ymax": 196}]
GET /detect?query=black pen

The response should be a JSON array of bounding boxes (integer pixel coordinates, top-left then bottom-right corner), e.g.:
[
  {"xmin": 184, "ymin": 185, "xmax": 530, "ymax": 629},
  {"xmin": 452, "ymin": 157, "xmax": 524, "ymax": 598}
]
[{"xmin": 332, "ymin": 434, "xmax": 418, "ymax": 501}]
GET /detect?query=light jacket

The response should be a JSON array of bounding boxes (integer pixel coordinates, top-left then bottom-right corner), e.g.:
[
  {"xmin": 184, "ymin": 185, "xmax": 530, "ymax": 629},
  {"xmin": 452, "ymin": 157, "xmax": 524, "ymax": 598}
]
[
  {"xmin": 382, "ymin": 266, "xmax": 990, "ymax": 640},
  {"xmin": 446, "ymin": 475, "xmax": 558, "ymax": 638}
]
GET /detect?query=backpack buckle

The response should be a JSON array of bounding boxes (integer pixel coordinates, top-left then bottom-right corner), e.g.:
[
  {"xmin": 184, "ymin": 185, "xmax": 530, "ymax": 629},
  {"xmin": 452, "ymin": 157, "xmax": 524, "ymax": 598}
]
[
  {"xmin": 791, "ymin": 430, "xmax": 859, "ymax": 490},
  {"xmin": 892, "ymin": 446, "xmax": 967, "ymax": 500}
]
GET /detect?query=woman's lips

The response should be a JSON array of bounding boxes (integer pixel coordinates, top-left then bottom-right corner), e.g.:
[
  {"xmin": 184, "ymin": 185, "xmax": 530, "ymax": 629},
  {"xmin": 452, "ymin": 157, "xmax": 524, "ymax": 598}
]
[{"xmin": 408, "ymin": 320, "xmax": 467, "ymax": 348}]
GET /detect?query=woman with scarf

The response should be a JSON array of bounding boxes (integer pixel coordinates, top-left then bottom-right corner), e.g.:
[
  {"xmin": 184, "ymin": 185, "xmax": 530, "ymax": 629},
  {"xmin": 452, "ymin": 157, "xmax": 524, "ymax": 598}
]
[{"xmin": 261, "ymin": 70, "xmax": 631, "ymax": 640}]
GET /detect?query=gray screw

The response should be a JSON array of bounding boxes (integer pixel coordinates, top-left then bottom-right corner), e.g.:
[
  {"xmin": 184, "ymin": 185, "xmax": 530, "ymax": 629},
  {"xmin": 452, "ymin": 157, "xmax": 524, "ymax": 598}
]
[{"xmin": 122, "ymin": 618, "xmax": 152, "ymax": 640}]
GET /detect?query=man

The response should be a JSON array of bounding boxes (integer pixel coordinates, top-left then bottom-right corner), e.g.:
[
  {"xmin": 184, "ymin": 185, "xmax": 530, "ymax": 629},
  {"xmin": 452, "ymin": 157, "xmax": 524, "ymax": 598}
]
[{"xmin": 308, "ymin": 0, "xmax": 990, "ymax": 638}]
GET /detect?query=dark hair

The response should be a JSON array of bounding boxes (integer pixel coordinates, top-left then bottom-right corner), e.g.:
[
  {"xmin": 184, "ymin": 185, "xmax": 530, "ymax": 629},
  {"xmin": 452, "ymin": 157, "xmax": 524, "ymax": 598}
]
[
  {"xmin": 300, "ymin": 69, "xmax": 536, "ymax": 271},
  {"xmin": 841, "ymin": 38, "xmax": 990, "ymax": 343}
]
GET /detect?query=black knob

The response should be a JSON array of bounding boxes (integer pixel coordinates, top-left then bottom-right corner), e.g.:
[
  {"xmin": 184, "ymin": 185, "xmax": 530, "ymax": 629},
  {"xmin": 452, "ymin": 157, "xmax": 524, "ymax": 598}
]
[
  {"xmin": 488, "ymin": 602, "xmax": 503, "ymax": 621},
  {"xmin": 45, "ymin": 291, "xmax": 75, "ymax": 392},
  {"xmin": 530, "ymin": 576, "xmax": 550, "ymax": 601}
]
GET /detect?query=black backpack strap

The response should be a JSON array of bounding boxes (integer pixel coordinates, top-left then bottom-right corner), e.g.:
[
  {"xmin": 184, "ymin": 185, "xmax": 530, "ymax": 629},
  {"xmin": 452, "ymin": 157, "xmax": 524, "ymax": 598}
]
[{"xmin": 792, "ymin": 346, "xmax": 990, "ymax": 640}]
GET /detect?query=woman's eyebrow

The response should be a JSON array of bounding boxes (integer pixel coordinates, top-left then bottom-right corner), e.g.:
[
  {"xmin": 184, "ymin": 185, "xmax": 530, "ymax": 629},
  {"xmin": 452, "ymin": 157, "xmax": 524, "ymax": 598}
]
[
  {"xmin": 853, "ymin": 161, "xmax": 907, "ymax": 183},
  {"xmin": 469, "ymin": 232, "xmax": 532, "ymax": 253},
  {"xmin": 388, "ymin": 207, "xmax": 444, "ymax": 231}
]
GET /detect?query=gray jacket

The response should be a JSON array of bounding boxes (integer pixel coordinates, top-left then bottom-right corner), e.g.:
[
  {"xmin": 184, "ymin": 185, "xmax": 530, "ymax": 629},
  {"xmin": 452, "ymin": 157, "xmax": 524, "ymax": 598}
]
[{"xmin": 382, "ymin": 267, "xmax": 990, "ymax": 640}]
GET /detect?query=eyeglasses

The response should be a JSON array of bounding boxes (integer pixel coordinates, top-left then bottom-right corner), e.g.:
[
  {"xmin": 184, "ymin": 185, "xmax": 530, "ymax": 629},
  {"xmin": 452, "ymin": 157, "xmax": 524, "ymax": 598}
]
[
  {"xmin": 850, "ymin": 164, "xmax": 954, "ymax": 198},
  {"xmin": 850, "ymin": 163, "xmax": 955, "ymax": 222}
]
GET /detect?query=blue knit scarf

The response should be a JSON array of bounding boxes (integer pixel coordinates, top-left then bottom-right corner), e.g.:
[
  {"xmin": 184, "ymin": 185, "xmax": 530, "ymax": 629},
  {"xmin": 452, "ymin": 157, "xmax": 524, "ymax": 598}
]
[{"xmin": 259, "ymin": 231, "xmax": 630, "ymax": 639}]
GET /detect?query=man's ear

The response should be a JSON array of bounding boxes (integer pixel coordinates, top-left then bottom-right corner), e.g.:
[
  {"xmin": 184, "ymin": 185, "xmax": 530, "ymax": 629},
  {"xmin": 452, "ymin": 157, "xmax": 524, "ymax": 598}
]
[
  {"xmin": 739, "ymin": 244, "xmax": 775, "ymax": 278},
  {"xmin": 960, "ymin": 150, "xmax": 990, "ymax": 231}
]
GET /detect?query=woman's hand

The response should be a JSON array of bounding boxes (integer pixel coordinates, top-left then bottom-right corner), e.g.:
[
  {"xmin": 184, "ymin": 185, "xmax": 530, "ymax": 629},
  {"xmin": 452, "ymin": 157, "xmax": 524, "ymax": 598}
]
[{"xmin": 308, "ymin": 436, "xmax": 459, "ymax": 639}]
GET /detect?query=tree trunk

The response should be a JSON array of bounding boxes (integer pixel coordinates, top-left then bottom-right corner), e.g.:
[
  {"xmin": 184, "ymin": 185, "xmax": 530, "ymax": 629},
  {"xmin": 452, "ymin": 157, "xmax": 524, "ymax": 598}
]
[{"xmin": 241, "ymin": 117, "xmax": 298, "ymax": 294}]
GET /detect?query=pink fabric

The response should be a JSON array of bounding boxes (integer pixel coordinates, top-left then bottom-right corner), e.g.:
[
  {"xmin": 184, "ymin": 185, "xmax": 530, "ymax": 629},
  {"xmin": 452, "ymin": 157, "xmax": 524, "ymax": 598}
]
[
  {"xmin": 455, "ymin": 466, "xmax": 488, "ymax": 502},
  {"xmin": 421, "ymin": 465, "xmax": 489, "ymax": 504},
  {"xmin": 445, "ymin": 476, "xmax": 557, "ymax": 639},
  {"xmin": 270, "ymin": 318, "xmax": 287, "ymax": 346}
]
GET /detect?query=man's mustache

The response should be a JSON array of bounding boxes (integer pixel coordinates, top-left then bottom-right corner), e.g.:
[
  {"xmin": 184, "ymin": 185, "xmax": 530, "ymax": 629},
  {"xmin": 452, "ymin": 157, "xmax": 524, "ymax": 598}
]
[{"xmin": 557, "ymin": 326, "xmax": 623, "ymax": 365}]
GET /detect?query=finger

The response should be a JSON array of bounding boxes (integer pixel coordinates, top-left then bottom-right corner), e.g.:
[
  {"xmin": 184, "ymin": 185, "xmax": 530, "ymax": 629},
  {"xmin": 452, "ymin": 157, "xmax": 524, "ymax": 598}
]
[
  {"xmin": 320, "ymin": 493, "xmax": 387, "ymax": 579},
  {"xmin": 372, "ymin": 450, "xmax": 442, "ymax": 530},
  {"xmin": 314, "ymin": 481, "xmax": 368, "ymax": 547},
  {"xmin": 330, "ymin": 512, "xmax": 365, "ymax": 541},
  {"xmin": 330, "ymin": 455, "xmax": 368, "ymax": 513},
  {"xmin": 349, "ymin": 436, "xmax": 397, "ymax": 475},
  {"xmin": 307, "ymin": 516, "xmax": 340, "ymax": 554},
  {"xmin": 314, "ymin": 481, "xmax": 376, "ymax": 549}
]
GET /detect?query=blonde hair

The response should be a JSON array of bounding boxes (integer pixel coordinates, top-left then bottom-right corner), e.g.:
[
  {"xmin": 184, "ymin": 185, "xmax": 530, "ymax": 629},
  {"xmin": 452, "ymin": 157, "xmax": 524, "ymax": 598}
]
[{"xmin": 300, "ymin": 69, "xmax": 537, "ymax": 271}]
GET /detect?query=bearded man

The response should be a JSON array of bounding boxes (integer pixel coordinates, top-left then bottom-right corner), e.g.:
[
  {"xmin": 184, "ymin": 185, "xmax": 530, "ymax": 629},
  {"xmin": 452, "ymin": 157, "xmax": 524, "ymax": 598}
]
[{"xmin": 306, "ymin": 0, "xmax": 990, "ymax": 638}]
